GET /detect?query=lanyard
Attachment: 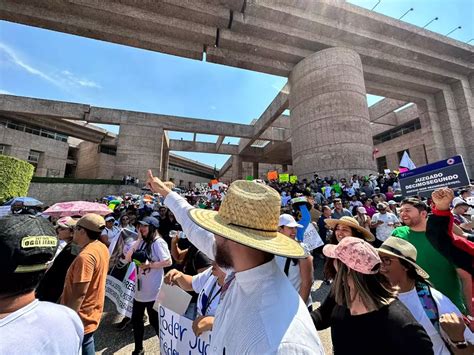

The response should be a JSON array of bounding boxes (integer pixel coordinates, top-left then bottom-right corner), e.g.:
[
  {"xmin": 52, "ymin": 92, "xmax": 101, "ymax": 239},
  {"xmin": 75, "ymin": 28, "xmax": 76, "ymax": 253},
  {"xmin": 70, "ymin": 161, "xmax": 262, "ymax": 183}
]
[{"xmin": 201, "ymin": 279, "xmax": 221, "ymax": 316}]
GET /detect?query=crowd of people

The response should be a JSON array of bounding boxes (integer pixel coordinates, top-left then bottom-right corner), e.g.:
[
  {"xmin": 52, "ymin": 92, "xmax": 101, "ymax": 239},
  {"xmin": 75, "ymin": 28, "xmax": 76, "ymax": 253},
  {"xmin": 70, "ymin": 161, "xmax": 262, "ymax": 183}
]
[{"xmin": 1, "ymin": 169, "xmax": 474, "ymax": 354}]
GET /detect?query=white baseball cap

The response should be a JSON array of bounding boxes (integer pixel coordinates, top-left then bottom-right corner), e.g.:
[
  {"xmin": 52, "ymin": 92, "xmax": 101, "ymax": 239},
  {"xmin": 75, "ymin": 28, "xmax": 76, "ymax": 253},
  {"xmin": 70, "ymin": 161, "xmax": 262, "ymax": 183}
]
[{"xmin": 279, "ymin": 214, "xmax": 303, "ymax": 228}]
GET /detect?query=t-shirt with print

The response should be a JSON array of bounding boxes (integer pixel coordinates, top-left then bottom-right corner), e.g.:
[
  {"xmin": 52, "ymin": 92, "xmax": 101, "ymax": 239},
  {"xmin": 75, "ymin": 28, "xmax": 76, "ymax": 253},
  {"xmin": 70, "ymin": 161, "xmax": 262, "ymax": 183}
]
[
  {"xmin": 399, "ymin": 286, "xmax": 474, "ymax": 355},
  {"xmin": 392, "ymin": 226, "xmax": 466, "ymax": 314},
  {"xmin": 61, "ymin": 240, "xmax": 110, "ymax": 334},
  {"xmin": 192, "ymin": 267, "xmax": 221, "ymax": 317},
  {"xmin": 0, "ymin": 299, "xmax": 83, "ymax": 355},
  {"xmin": 133, "ymin": 237, "xmax": 171, "ymax": 302},
  {"xmin": 372, "ymin": 212, "xmax": 399, "ymax": 241}
]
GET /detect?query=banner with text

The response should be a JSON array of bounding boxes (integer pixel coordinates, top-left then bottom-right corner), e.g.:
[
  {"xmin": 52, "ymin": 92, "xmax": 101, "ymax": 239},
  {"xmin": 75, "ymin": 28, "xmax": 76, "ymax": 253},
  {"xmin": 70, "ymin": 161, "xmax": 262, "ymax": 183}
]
[
  {"xmin": 267, "ymin": 171, "xmax": 278, "ymax": 181},
  {"xmin": 290, "ymin": 175, "xmax": 298, "ymax": 184},
  {"xmin": 105, "ymin": 262, "xmax": 137, "ymax": 318},
  {"xmin": 399, "ymin": 155, "xmax": 470, "ymax": 197},
  {"xmin": 159, "ymin": 304, "xmax": 212, "ymax": 355}
]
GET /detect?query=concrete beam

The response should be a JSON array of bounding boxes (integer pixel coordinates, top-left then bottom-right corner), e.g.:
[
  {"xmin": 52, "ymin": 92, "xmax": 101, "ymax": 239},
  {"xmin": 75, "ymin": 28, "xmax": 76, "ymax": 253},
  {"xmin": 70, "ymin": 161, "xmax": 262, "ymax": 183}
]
[
  {"xmin": 369, "ymin": 98, "xmax": 408, "ymax": 122},
  {"xmin": 0, "ymin": 95, "xmax": 262, "ymax": 139},
  {"xmin": 169, "ymin": 139, "xmax": 239, "ymax": 155},
  {"xmin": 239, "ymin": 88, "xmax": 289, "ymax": 153},
  {"xmin": 215, "ymin": 135, "xmax": 225, "ymax": 151}
]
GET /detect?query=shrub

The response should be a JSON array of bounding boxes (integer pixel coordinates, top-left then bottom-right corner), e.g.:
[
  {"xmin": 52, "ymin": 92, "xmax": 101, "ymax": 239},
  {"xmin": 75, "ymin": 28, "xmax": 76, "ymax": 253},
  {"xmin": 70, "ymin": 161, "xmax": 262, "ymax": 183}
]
[{"xmin": 0, "ymin": 156, "xmax": 35, "ymax": 204}]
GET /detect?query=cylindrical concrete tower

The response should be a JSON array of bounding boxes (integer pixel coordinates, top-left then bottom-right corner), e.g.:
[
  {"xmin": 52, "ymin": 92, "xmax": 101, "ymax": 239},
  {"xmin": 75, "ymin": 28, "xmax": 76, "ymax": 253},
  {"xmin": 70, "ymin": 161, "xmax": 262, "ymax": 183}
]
[{"xmin": 289, "ymin": 47, "xmax": 376, "ymax": 179}]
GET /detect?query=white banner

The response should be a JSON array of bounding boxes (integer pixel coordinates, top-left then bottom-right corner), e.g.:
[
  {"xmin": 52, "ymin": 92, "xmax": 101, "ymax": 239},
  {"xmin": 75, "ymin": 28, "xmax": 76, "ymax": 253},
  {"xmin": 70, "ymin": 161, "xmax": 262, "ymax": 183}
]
[
  {"xmin": 159, "ymin": 304, "xmax": 212, "ymax": 355},
  {"xmin": 105, "ymin": 262, "xmax": 137, "ymax": 318},
  {"xmin": 303, "ymin": 223, "xmax": 324, "ymax": 251}
]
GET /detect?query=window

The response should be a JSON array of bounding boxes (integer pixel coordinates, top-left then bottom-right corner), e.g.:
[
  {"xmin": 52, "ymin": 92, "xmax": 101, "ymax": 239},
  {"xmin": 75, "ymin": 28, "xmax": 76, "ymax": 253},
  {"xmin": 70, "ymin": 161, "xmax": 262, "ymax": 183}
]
[
  {"xmin": 28, "ymin": 150, "xmax": 41, "ymax": 164},
  {"xmin": 373, "ymin": 119, "xmax": 421, "ymax": 145},
  {"xmin": 0, "ymin": 144, "xmax": 9, "ymax": 155},
  {"xmin": 0, "ymin": 117, "xmax": 68, "ymax": 142},
  {"xmin": 376, "ymin": 156, "xmax": 388, "ymax": 173},
  {"xmin": 99, "ymin": 145, "xmax": 117, "ymax": 156}
]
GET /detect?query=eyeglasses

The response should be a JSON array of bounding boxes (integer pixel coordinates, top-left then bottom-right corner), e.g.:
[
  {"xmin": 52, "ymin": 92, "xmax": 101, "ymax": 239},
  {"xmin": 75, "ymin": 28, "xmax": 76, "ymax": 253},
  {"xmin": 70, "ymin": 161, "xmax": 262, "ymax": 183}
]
[{"xmin": 380, "ymin": 256, "xmax": 393, "ymax": 265}]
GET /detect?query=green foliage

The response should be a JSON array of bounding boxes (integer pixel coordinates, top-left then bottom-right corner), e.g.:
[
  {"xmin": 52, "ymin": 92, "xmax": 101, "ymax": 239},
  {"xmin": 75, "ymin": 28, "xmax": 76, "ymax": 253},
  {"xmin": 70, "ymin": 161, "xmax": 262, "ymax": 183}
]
[
  {"xmin": 0, "ymin": 156, "xmax": 35, "ymax": 204},
  {"xmin": 31, "ymin": 177, "xmax": 122, "ymax": 185}
]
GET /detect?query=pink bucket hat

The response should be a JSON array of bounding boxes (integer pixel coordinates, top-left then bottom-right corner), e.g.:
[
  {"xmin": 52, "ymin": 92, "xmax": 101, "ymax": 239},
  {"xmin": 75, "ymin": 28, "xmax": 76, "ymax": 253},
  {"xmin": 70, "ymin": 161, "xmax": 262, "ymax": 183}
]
[{"xmin": 323, "ymin": 237, "xmax": 381, "ymax": 274}]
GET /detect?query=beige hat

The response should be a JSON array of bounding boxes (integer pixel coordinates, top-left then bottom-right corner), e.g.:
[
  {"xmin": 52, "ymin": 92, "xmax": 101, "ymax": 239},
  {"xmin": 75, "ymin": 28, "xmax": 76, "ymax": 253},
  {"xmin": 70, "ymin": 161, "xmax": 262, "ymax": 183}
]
[
  {"xmin": 325, "ymin": 216, "xmax": 375, "ymax": 242},
  {"xmin": 188, "ymin": 180, "xmax": 305, "ymax": 258},
  {"xmin": 378, "ymin": 237, "xmax": 429, "ymax": 279},
  {"xmin": 76, "ymin": 213, "xmax": 105, "ymax": 233}
]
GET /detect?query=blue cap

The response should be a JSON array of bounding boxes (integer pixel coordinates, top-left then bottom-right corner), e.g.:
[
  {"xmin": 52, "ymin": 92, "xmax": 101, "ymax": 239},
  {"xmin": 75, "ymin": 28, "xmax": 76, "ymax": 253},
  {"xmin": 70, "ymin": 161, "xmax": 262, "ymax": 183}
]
[{"xmin": 139, "ymin": 216, "xmax": 159, "ymax": 228}]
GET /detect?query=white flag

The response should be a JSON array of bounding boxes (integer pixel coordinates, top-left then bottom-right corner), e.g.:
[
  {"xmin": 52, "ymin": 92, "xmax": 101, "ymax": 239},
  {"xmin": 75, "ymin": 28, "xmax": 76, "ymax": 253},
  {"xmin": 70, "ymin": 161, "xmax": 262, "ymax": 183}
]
[{"xmin": 400, "ymin": 151, "xmax": 416, "ymax": 170}]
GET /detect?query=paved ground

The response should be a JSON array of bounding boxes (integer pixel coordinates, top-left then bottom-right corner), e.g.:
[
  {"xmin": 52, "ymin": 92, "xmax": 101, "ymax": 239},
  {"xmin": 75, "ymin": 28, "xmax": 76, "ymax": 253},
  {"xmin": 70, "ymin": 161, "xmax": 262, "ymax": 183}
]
[{"xmin": 95, "ymin": 258, "xmax": 332, "ymax": 354}]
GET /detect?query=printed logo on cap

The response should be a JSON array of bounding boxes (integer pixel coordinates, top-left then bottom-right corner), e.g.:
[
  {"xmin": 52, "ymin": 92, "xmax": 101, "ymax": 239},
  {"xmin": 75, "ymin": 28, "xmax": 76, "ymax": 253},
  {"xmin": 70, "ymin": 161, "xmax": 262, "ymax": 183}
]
[{"xmin": 21, "ymin": 236, "xmax": 58, "ymax": 248}]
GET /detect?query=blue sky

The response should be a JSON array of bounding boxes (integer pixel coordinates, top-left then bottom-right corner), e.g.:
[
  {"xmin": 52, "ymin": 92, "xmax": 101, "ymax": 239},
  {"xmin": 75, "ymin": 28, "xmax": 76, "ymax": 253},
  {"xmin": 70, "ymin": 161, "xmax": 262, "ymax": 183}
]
[{"xmin": 0, "ymin": 0, "xmax": 472, "ymax": 169}]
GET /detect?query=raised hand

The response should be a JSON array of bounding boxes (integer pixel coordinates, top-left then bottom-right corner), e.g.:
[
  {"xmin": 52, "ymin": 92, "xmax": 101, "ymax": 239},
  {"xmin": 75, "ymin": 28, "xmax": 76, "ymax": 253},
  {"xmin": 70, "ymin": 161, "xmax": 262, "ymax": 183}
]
[
  {"xmin": 146, "ymin": 169, "xmax": 173, "ymax": 196},
  {"xmin": 431, "ymin": 187, "xmax": 454, "ymax": 211}
]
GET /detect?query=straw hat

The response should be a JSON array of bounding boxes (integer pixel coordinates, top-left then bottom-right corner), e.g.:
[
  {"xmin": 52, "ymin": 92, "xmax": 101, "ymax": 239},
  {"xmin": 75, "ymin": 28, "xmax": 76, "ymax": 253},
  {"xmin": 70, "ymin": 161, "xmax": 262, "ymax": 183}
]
[
  {"xmin": 325, "ymin": 216, "xmax": 375, "ymax": 242},
  {"xmin": 378, "ymin": 237, "xmax": 429, "ymax": 279},
  {"xmin": 188, "ymin": 180, "xmax": 305, "ymax": 258}
]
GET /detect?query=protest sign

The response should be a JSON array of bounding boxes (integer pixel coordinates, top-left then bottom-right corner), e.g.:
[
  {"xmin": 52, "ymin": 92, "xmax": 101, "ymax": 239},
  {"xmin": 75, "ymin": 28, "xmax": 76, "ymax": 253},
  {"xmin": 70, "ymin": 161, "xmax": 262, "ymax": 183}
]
[
  {"xmin": 159, "ymin": 304, "xmax": 212, "ymax": 355},
  {"xmin": 290, "ymin": 175, "xmax": 298, "ymax": 184},
  {"xmin": 279, "ymin": 173, "xmax": 289, "ymax": 183},
  {"xmin": 267, "ymin": 171, "xmax": 278, "ymax": 181},
  {"xmin": 303, "ymin": 223, "xmax": 324, "ymax": 251},
  {"xmin": 153, "ymin": 283, "xmax": 192, "ymax": 315},
  {"xmin": 105, "ymin": 262, "xmax": 137, "ymax": 318},
  {"xmin": 246, "ymin": 175, "xmax": 253, "ymax": 181},
  {"xmin": 399, "ymin": 155, "xmax": 470, "ymax": 197}
]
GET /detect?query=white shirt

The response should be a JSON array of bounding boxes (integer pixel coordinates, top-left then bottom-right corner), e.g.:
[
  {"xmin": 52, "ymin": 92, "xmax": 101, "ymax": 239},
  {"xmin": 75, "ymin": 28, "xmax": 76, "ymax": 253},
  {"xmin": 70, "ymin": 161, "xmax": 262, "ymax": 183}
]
[
  {"xmin": 0, "ymin": 300, "xmax": 83, "ymax": 354},
  {"xmin": 371, "ymin": 212, "xmax": 399, "ymax": 241},
  {"xmin": 275, "ymin": 256, "xmax": 312, "ymax": 307},
  {"xmin": 192, "ymin": 267, "xmax": 221, "ymax": 317},
  {"xmin": 102, "ymin": 225, "xmax": 121, "ymax": 255},
  {"xmin": 131, "ymin": 238, "xmax": 171, "ymax": 302},
  {"xmin": 165, "ymin": 192, "xmax": 323, "ymax": 354},
  {"xmin": 399, "ymin": 287, "xmax": 474, "ymax": 355}
]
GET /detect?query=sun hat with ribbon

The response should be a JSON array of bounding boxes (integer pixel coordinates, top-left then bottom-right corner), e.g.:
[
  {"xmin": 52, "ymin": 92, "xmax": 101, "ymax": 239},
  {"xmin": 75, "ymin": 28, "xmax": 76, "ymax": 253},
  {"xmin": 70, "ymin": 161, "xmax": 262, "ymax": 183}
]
[
  {"xmin": 188, "ymin": 180, "xmax": 305, "ymax": 258},
  {"xmin": 378, "ymin": 237, "xmax": 429, "ymax": 279},
  {"xmin": 325, "ymin": 216, "xmax": 375, "ymax": 242}
]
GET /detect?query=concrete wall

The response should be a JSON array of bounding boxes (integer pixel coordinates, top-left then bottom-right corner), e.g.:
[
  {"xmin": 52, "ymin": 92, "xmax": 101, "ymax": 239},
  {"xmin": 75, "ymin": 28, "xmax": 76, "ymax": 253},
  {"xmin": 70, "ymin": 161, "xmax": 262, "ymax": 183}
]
[
  {"xmin": 28, "ymin": 183, "xmax": 142, "ymax": 206},
  {"xmin": 168, "ymin": 168, "xmax": 211, "ymax": 188},
  {"xmin": 75, "ymin": 141, "xmax": 116, "ymax": 179},
  {"xmin": 374, "ymin": 131, "xmax": 427, "ymax": 171},
  {"xmin": 0, "ymin": 125, "xmax": 68, "ymax": 177}
]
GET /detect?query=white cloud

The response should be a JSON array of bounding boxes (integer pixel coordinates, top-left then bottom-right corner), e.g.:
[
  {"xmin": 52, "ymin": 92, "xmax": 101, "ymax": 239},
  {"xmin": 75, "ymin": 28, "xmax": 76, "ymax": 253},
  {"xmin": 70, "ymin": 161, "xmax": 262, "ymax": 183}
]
[
  {"xmin": 0, "ymin": 89, "xmax": 14, "ymax": 95},
  {"xmin": 0, "ymin": 42, "xmax": 101, "ymax": 90},
  {"xmin": 60, "ymin": 70, "xmax": 101, "ymax": 88},
  {"xmin": 0, "ymin": 42, "xmax": 59, "ymax": 86}
]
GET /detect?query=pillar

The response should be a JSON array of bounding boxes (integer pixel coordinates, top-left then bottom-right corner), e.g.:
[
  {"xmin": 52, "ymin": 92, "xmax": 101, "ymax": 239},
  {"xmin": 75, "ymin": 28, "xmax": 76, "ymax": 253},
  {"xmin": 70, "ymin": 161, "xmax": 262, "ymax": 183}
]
[
  {"xmin": 252, "ymin": 162, "xmax": 259, "ymax": 179},
  {"xmin": 282, "ymin": 164, "xmax": 288, "ymax": 173},
  {"xmin": 231, "ymin": 155, "xmax": 243, "ymax": 181},
  {"xmin": 289, "ymin": 47, "xmax": 376, "ymax": 179},
  {"xmin": 161, "ymin": 132, "xmax": 170, "ymax": 181},
  {"xmin": 115, "ymin": 123, "xmax": 163, "ymax": 182}
]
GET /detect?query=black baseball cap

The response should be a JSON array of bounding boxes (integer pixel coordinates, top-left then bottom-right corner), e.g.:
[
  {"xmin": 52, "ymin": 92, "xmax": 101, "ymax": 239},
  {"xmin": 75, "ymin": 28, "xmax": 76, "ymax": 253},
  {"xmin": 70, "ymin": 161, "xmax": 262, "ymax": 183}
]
[{"xmin": 0, "ymin": 215, "xmax": 58, "ymax": 274}]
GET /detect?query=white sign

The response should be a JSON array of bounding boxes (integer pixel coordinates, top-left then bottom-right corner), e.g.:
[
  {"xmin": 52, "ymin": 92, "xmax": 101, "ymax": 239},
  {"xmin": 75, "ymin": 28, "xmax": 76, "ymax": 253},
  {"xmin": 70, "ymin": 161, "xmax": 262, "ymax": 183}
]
[
  {"xmin": 105, "ymin": 262, "xmax": 136, "ymax": 318},
  {"xmin": 303, "ymin": 223, "xmax": 324, "ymax": 251},
  {"xmin": 159, "ymin": 305, "xmax": 212, "ymax": 355},
  {"xmin": 153, "ymin": 283, "xmax": 192, "ymax": 316}
]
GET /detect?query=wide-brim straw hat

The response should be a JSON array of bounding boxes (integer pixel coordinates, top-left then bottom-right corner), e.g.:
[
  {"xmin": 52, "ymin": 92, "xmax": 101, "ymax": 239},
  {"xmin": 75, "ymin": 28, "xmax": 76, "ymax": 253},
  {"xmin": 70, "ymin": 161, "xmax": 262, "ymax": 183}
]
[
  {"xmin": 188, "ymin": 180, "xmax": 305, "ymax": 258},
  {"xmin": 378, "ymin": 237, "xmax": 429, "ymax": 279},
  {"xmin": 325, "ymin": 216, "xmax": 375, "ymax": 242}
]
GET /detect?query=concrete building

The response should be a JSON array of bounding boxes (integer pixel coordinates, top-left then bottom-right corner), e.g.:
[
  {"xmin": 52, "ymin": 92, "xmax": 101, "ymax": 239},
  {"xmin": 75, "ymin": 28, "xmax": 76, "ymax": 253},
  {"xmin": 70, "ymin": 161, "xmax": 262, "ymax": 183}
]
[
  {"xmin": 0, "ymin": 0, "xmax": 472, "ymax": 181},
  {"xmin": 0, "ymin": 114, "xmax": 216, "ymax": 188}
]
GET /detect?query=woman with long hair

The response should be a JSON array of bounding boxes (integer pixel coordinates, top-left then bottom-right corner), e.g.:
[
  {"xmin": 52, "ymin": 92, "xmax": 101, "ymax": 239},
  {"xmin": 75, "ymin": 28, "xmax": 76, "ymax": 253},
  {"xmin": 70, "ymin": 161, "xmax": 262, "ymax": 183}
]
[
  {"xmin": 322, "ymin": 216, "xmax": 375, "ymax": 280},
  {"xmin": 126, "ymin": 216, "xmax": 172, "ymax": 355},
  {"xmin": 313, "ymin": 237, "xmax": 433, "ymax": 354}
]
